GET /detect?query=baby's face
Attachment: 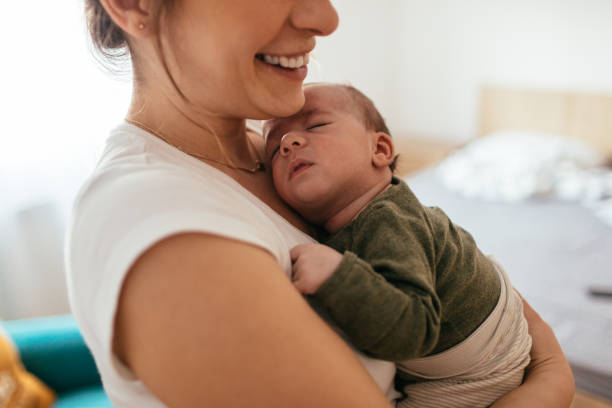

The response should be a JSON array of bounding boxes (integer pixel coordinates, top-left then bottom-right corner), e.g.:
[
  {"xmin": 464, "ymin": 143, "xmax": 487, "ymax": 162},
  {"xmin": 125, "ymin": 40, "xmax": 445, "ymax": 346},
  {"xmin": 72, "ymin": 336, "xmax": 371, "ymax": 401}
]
[{"xmin": 263, "ymin": 85, "xmax": 377, "ymax": 219}]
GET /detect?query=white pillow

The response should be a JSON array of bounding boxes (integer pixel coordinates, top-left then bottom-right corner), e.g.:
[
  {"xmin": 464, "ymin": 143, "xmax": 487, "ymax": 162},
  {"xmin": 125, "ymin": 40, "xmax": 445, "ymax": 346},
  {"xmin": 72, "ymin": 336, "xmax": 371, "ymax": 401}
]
[{"xmin": 436, "ymin": 130, "xmax": 606, "ymax": 202}]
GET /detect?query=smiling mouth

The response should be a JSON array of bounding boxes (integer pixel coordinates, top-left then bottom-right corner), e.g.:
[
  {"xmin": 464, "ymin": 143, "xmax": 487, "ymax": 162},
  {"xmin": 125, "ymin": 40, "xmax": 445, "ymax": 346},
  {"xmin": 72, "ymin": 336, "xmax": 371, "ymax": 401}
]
[{"xmin": 255, "ymin": 53, "xmax": 310, "ymax": 69}]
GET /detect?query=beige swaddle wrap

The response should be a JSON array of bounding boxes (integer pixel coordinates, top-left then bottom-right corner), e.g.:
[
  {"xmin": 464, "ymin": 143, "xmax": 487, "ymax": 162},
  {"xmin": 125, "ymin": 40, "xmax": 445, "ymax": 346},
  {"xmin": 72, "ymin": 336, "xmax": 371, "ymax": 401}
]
[{"xmin": 396, "ymin": 258, "xmax": 531, "ymax": 408}]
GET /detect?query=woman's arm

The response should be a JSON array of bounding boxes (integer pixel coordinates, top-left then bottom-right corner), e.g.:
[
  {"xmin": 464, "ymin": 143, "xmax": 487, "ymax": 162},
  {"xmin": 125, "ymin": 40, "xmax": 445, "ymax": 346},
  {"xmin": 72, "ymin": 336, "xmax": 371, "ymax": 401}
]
[
  {"xmin": 492, "ymin": 296, "xmax": 575, "ymax": 407},
  {"xmin": 114, "ymin": 233, "xmax": 392, "ymax": 408}
]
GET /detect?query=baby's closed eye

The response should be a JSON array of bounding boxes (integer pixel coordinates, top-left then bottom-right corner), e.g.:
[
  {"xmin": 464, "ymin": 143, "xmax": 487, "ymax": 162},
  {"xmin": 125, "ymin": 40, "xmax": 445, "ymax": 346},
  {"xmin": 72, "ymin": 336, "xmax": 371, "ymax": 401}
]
[{"xmin": 306, "ymin": 122, "xmax": 329, "ymax": 130}]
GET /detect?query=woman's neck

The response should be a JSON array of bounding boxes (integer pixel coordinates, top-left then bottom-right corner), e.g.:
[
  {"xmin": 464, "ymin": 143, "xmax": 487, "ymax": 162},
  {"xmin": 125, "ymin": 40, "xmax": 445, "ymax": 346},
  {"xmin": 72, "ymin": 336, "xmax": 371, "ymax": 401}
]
[
  {"xmin": 127, "ymin": 82, "xmax": 255, "ymax": 168},
  {"xmin": 126, "ymin": 81, "xmax": 313, "ymax": 235}
]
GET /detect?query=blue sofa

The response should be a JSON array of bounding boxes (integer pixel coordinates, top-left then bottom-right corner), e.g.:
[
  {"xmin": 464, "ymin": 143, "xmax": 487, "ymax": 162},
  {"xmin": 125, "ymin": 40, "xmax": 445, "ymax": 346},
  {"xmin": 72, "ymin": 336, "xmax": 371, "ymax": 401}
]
[{"xmin": 3, "ymin": 314, "xmax": 112, "ymax": 407}]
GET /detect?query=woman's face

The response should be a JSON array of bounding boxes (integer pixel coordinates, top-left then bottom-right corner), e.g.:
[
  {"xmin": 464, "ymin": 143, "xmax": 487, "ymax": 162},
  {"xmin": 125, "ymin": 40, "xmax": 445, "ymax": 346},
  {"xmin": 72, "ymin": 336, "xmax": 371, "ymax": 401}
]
[{"xmin": 162, "ymin": 0, "xmax": 338, "ymax": 119}]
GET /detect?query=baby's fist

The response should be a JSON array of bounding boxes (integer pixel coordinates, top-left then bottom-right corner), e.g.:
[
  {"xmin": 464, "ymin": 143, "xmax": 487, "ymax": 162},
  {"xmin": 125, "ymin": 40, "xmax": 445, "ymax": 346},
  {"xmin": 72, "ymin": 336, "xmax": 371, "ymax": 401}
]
[{"xmin": 290, "ymin": 244, "xmax": 343, "ymax": 295}]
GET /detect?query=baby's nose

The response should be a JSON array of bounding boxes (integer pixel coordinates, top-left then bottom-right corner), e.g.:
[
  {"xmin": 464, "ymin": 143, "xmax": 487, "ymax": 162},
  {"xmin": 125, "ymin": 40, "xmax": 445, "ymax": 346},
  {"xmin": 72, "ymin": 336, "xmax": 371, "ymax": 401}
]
[{"xmin": 280, "ymin": 133, "xmax": 305, "ymax": 155}]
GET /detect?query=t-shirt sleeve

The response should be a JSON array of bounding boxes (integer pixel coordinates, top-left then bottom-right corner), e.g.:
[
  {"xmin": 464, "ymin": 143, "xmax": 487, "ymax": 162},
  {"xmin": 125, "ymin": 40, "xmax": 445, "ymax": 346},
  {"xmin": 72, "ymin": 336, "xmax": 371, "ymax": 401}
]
[{"xmin": 65, "ymin": 164, "xmax": 282, "ymax": 380}]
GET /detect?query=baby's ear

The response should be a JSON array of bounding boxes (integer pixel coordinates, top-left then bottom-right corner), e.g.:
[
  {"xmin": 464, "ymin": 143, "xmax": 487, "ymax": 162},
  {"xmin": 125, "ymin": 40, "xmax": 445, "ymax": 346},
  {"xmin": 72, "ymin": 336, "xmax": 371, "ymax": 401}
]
[{"xmin": 371, "ymin": 132, "xmax": 395, "ymax": 168}]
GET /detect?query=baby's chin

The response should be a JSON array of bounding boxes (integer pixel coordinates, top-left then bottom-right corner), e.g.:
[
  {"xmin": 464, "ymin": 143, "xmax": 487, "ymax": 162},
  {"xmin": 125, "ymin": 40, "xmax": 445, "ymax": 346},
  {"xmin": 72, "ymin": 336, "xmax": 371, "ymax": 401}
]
[
  {"xmin": 285, "ymin": 195, "xmax": 331, "ymax": 225},
  {"xmin": 287, "ymin": 197, "xmax": 323, "ymax": 216}
]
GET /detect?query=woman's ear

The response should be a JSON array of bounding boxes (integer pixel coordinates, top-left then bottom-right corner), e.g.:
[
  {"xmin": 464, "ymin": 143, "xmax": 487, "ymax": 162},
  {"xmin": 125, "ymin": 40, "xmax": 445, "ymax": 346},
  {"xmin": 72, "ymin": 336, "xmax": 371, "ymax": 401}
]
[
  {"xmin": 100, "ymin": 0, "xmax": 155, "ymax": 39},
  {"xmin": 371, "ymin": 132, "xmax": 395, "ymax": 168}
]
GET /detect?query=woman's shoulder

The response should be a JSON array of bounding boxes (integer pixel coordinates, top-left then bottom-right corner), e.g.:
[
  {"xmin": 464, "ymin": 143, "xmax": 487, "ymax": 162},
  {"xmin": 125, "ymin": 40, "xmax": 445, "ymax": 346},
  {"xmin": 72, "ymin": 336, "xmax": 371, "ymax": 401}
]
[
  {"xmin": 67, "ymin": 123, "xmax": 275, "ymax": 276},
  {"xmin": 74, "ymin": 123, "xmax": 246, "ymax": 215},
  {"xmin": 65, "ymin": 123, "xmax": 309, "ymax": 302},
  {"xmin": 64, "ymin": 124, "xmax": 301, "ymax": 386}
]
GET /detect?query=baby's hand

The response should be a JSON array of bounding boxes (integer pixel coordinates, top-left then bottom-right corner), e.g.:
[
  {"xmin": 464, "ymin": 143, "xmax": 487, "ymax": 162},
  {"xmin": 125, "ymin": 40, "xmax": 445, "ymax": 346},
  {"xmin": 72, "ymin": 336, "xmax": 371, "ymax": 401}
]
[{"xmin": 290, "ymin": 244, "xmax": 343, "ymax": 295}]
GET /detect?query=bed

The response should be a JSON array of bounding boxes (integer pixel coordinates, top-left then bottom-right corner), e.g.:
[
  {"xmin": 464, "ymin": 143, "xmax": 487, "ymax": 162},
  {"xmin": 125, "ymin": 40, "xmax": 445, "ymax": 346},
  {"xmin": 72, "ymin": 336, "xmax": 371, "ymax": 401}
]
[{"xmin": 401, "ymin": 87, "xmax": 612, "ymax": 401}]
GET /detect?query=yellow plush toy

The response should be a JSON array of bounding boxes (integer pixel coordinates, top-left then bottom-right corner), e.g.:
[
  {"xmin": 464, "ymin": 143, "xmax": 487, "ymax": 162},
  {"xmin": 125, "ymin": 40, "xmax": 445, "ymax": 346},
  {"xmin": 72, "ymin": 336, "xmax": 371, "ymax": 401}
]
[{"xmin": 0, "ymin": 331, "xmax": 55, "ymax": 408}]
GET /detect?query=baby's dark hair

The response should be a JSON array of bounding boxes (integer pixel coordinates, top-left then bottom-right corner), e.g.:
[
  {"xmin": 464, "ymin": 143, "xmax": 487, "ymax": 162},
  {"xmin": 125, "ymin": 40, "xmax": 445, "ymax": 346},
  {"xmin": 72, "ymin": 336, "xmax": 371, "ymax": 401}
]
[
  {"xmin": 305, "ymin": 82, "xmax": 398, "ymax": 172},
  {"xmin": 340, "ymin": 85, "xmax": 390, "ymax": 135}
]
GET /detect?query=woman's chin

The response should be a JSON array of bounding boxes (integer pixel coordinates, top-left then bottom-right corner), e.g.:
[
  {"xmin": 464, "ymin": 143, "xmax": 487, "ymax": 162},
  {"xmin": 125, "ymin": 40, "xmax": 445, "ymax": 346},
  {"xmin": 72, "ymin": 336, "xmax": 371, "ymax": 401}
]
[
  {"xmin": 251, "ymin": 96, "xmax": 305, "ymax": 119},
  {"xmin": 243, "ymin": 79, "xmax": 304, "ymax": 118}
]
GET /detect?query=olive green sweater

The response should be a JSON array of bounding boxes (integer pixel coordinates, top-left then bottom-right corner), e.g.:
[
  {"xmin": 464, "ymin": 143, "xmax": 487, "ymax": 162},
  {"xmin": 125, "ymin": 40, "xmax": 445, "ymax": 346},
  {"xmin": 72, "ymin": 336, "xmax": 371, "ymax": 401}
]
[{"xmin": 313, "ymin": 177, "xmax": 501, "ymax": 361}]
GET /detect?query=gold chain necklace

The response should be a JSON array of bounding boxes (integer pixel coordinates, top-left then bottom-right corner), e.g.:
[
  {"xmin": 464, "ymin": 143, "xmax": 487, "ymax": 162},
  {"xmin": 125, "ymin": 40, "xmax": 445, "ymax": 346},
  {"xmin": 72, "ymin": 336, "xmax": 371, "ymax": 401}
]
[{"xmin": 125, "ymin": 118, "xmax": 266, "ymax": 173}]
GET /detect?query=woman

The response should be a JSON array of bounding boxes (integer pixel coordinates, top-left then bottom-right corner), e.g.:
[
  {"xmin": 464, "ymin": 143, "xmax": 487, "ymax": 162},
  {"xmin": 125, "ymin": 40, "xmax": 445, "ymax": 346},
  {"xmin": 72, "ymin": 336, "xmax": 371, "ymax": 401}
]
[{"xmin": 67, "ymin": 0, "xmax": 575, "ymax": 406}]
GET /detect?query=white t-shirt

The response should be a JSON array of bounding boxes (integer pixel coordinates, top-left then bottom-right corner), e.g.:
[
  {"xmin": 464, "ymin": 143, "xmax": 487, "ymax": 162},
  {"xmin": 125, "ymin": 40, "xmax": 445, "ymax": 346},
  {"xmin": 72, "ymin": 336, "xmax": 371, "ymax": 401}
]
[{"xmin": 65, "ymin": 123, "xmax": 399, "ymax": 407}]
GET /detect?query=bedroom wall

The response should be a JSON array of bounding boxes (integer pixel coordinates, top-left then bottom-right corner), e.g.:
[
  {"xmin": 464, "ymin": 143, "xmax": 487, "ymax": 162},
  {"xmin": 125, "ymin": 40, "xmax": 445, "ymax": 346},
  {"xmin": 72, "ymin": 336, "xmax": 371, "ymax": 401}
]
[
  {"xmin": 315, "ymin": 0, "xmax": 612, "ymax": 142},
  {"xmin": 308, "ymin": 0, "xmax": 399, "ymax": 134}
]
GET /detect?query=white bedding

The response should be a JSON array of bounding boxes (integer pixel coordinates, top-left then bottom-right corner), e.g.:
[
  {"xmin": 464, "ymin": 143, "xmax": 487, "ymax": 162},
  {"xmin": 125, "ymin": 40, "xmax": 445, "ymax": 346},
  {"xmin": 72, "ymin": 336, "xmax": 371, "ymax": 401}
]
[{"xmin": 436, "ymin": 131, "xmax": 612, "ymax": 227}]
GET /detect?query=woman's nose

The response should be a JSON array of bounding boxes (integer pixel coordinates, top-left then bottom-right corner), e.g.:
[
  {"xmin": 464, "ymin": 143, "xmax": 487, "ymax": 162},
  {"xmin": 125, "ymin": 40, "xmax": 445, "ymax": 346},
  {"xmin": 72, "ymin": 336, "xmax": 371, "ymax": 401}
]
[
  {"xmin": 280, "ymin": 133, "xmax": 306, "ymax": 156},
  {"xmin": 289, "ymin": 0, "xmax": 339, "ymax": 37}
]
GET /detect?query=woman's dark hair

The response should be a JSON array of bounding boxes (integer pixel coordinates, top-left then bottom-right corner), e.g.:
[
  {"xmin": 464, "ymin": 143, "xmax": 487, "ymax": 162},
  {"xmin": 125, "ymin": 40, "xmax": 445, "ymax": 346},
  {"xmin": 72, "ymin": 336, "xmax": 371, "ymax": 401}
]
[
  {"xmin": 84, "ymin": 0, "xmax": 190, "ymax": 104},
  {"xmin": 84, "ymin": 0, "xmax": 132, "ymax": 75},
  {"xmin": 84, "ymin": 0, "xmax": 178, "ymax": 78}
]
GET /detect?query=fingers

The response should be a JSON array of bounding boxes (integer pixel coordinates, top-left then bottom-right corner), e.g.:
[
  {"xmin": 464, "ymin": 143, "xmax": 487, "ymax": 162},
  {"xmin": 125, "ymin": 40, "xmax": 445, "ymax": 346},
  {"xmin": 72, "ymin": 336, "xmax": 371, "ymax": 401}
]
[
  {"xmin": 518, "ymin": 292, "xmax": 575, "ymax": 404},
  {"xmin": 289, "ymin": 247, "xmax": 315, "ymax": 295},
  {"xmin": 289, "ymin": 244, "xmax": 336, "ymax": 295},
  {"xmin": 515, "ymin": 288, "xmax": 542, "ymax": 324},
  {"xmin": 290, "ymin": 244, "xmax": 306, "ymax": 263},
  {"xmin": 290, "ymin": 249, "xmax": 306, "ymax": 293},
  {"xmin": 291, "ymin": 265, "xmax": 311, "ymax": 295},
  {"xmin": 292, "ymin": 277, "xmax": 307, "ymax": 294}
]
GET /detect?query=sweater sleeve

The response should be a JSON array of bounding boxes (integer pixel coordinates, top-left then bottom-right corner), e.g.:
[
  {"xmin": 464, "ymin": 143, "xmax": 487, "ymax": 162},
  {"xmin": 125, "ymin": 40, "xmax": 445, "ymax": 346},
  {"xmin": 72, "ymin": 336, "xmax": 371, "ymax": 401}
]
[{"xmin": 312, "ymin": 202, "xmax": 442, "ymax": 361}]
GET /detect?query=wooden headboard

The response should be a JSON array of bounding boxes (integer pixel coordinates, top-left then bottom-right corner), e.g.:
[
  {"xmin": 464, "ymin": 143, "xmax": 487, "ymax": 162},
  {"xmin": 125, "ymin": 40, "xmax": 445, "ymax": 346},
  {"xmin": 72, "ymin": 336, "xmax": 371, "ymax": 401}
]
[{"xmin": 479, "ymin": 87, "xmax": 612, "ymax": 156}]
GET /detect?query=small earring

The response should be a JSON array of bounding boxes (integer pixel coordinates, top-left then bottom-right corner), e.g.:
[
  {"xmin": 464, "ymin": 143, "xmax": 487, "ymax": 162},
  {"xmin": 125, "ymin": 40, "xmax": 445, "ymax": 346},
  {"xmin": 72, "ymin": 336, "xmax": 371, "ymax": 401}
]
[{"xmin": 138, "ymin": 22, "xmax": 145, "ymax": 30}]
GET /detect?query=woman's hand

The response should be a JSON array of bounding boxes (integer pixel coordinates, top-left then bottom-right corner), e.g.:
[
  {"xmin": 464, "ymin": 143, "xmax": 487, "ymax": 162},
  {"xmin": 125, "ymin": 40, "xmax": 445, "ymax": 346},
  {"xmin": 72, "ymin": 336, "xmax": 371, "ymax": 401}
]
[{"xmin": 492, "ymin": 294, "xmax": 575, "ymax": 407}]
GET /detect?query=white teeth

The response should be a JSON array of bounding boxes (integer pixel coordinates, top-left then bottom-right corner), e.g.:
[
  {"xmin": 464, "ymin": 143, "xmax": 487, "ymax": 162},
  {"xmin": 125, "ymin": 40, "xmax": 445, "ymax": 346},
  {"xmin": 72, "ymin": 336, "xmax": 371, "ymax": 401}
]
[{"xmin": 259, "ymin": 53, "xmax": 310, "ymax": 69}]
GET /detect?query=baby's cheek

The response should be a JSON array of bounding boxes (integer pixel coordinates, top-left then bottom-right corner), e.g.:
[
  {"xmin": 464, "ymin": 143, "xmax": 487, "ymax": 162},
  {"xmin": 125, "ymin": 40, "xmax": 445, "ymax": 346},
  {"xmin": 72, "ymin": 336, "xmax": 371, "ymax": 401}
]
[{"xmin": 271, "ymin": 165, "xmax": 286, "ymax": 191}]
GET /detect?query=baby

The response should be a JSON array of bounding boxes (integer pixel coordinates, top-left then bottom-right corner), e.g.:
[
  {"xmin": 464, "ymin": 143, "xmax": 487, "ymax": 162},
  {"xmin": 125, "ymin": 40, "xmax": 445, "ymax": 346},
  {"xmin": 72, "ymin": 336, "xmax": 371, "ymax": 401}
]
[{"xmin": 263, "ymin": 83, "xmax": 532, "ymax": 408}]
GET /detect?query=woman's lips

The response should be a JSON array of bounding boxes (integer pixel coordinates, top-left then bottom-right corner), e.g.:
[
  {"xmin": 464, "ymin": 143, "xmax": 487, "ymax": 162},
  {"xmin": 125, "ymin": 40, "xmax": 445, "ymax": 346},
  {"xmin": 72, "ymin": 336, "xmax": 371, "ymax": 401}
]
[
  {"xmin": 258, "ymin": 52, "xmax": 310, "ymax": 68},
  {"xmin": 255, "ymin": 57, "xmax": 308, "ymax": 81}
]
